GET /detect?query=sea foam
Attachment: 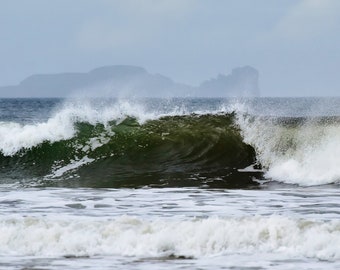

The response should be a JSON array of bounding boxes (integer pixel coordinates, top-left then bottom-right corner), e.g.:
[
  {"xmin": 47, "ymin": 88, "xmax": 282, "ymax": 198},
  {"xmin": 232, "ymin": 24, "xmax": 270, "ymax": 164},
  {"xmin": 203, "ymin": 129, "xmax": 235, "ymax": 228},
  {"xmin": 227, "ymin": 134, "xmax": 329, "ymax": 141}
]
[
  {"xmin": 235, "ymin": 105, "xmax": 340, "ymax": 186},
  {"xmin": 0, "ymin": 215, "xmax": 339, "ymax": 260}
]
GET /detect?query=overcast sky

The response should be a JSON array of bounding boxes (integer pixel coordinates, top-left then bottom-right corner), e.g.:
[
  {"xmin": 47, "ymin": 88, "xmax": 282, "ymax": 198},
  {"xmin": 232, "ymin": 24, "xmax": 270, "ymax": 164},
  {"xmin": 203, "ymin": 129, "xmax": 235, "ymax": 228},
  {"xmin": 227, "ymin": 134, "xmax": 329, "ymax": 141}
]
[{"xmin": 1, "ymin": 0, "xmax": 340, "ymax": 96}]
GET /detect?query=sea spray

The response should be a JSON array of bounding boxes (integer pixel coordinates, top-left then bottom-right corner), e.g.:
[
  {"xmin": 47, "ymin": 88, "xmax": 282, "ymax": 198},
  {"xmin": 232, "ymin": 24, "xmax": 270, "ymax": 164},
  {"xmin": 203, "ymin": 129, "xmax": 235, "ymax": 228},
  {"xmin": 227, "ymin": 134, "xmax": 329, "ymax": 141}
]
[{"xmin": 233, "ymin": 101, "xmax": 340, "ymax": 185}]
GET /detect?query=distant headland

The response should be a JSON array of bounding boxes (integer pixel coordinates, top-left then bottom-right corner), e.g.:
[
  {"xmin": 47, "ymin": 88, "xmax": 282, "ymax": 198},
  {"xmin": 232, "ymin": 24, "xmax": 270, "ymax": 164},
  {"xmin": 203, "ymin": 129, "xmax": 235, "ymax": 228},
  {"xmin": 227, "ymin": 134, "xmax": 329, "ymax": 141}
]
[{"xmin": 0, "ymin": 65, "xmax": 260, "ymax": 98}]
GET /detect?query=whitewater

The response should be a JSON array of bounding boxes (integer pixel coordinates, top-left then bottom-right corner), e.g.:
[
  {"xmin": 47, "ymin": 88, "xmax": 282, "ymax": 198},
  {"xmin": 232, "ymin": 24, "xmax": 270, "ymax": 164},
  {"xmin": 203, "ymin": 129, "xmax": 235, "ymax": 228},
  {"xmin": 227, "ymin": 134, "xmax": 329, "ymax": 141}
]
[{"xmin": 0, "ymin": 97, "xmax": 340, "ymax": 269}]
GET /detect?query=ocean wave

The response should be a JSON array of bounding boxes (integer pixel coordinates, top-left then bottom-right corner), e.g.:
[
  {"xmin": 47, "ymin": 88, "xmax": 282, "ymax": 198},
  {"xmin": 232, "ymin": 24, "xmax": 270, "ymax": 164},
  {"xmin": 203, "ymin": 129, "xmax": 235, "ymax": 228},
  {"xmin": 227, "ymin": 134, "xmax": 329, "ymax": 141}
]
[
  {"xmin": 1, "ymin": 99, "xmax": 340, "ymax": 187},
  {"xmin": 0, "ymin": 111, "xmax": 257, "ymax": 188},
  {"xmin": 0, "ymin": 215, "xmax": 339, "ymax": 260}
]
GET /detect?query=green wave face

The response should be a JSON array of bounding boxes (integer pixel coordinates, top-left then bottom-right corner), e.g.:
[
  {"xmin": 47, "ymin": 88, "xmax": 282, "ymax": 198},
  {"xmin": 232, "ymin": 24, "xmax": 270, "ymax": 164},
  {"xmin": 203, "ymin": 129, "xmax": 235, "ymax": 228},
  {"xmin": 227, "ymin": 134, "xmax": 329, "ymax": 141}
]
[{"xmin": 0, "ymin": 114, "xmax": 259, "ymax": 188}]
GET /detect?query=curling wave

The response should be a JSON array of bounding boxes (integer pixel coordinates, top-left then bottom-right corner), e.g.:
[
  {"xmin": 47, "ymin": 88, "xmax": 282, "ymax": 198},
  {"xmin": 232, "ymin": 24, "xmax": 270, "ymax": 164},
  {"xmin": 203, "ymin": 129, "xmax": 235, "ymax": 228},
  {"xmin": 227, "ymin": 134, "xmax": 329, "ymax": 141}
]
[
  {"xmin": 2, "ymin": 99, "xmax": 340, "ymax": 187},
  {"xmin": 0, "ymin": 110, "xmax": 257, "ymax": 188}
]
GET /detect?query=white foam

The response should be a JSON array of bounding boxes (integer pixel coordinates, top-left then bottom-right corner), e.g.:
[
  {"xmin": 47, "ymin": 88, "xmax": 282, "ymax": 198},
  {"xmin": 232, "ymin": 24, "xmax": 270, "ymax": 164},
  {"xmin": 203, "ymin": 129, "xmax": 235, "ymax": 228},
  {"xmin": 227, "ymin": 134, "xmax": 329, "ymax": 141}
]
[
  {"xmin": 0, "ymin": 116, "xmax": 75, "ymax": 156},
  {"xmin": 0, "ymin": 215, "xmax": 338, "ymax": 260},
  {"xmin": 0, "ymin": 99, "xmax": 158, "ymax": 156},
  {"xmin": 48, "ymin": 156, "xmax": 95, "ymax": 178},
  {"xmin": 235, "ymin": 107, "xmax": 340, "ymax": 186}
]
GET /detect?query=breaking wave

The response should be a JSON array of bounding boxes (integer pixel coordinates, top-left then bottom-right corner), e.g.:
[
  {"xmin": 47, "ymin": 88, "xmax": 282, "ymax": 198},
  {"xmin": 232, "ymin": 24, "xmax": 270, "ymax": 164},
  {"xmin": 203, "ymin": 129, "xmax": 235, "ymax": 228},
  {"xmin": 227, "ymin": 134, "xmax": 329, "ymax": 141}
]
[
  {"xmin": 0, "ymin": 215, "xmax": 339, "ymax": 260},
  {"xmin": 1, "ymin": 99, "xmax": 340, "ymax": 187}
]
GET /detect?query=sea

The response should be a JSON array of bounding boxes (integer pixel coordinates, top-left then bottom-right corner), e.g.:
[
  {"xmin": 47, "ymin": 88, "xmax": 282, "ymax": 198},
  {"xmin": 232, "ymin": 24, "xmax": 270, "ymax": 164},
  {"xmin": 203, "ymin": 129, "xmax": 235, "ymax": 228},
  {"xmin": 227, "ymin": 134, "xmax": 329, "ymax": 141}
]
[{"xmin": 0, "ymin": 97, "xmax": 339, "ymax": 269}]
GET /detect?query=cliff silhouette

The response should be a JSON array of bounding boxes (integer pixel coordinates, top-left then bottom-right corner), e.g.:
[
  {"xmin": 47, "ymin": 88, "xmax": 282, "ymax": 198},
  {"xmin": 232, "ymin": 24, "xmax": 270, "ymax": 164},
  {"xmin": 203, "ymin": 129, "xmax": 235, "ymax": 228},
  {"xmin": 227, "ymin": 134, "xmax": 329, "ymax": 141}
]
[{"xmin": 0, "ymin": 65, "xmax": 259, "ymax": 97}]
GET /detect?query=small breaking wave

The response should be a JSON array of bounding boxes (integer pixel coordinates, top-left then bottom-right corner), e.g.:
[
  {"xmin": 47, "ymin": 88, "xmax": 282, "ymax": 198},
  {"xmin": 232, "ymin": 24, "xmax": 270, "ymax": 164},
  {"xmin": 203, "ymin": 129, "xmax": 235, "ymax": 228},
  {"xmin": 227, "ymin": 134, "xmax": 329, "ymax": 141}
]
[{"xmin": 0, "ymin": 215, "xmax": 339, "ymax": 260}]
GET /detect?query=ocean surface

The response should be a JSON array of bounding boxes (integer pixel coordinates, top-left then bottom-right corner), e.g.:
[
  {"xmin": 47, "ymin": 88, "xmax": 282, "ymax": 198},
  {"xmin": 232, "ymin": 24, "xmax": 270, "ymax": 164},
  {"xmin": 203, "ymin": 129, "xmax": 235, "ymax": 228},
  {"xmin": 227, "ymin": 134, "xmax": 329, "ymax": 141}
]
[{"xmin": 0, "ymin": 97, "xmax": 339, "ymax": 269}]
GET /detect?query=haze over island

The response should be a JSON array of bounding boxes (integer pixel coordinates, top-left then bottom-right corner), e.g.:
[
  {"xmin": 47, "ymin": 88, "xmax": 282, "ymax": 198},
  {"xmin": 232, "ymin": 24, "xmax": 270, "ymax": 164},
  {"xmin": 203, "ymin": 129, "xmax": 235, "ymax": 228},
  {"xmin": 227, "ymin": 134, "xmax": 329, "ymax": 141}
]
[{"xmin": 0, "ymin": 65, "xmax": 259, "ymax": 98}]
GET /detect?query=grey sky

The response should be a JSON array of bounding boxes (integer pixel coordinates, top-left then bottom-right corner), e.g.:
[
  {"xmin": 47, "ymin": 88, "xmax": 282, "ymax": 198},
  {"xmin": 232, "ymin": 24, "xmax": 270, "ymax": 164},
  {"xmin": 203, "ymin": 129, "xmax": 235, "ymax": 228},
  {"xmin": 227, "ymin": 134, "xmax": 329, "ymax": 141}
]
[{"xmin": 1, "ymin": 0, "xmax": 339, "ymax": 96}]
